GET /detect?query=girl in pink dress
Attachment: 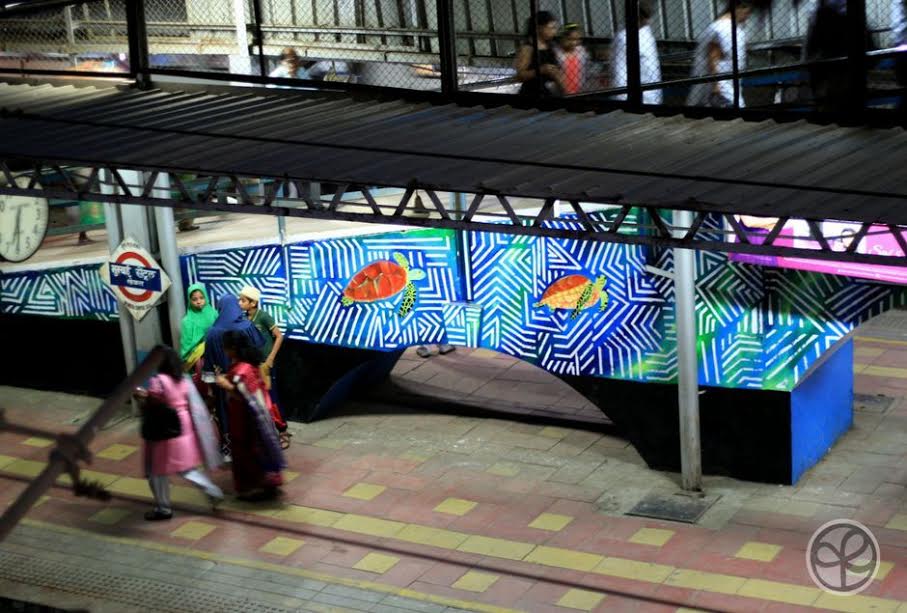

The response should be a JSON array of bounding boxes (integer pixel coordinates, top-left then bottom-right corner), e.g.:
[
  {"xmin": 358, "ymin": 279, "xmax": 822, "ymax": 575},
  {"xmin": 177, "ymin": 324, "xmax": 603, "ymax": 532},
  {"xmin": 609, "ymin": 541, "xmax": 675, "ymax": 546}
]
[{"xmin": 143, "ymin": 348, "xmax": 224, "ymax": 520}]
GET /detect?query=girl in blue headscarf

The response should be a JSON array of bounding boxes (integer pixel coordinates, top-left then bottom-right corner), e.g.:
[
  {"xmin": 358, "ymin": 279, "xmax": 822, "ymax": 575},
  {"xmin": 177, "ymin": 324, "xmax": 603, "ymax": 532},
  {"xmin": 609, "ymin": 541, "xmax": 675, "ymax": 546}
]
[{"xmin": 203, "ymin": 294, "xmax": 266, "ymax": 453}]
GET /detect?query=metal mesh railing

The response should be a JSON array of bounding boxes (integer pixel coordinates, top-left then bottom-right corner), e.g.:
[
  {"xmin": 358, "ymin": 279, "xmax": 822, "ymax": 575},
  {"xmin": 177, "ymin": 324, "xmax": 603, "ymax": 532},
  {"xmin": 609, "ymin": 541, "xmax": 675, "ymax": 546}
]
[
  {"xmin": 0, "ymin": 0, "xmax": 904, "ymax": 116},
  {"xmin": 0, "ymin": 0, "xmax": 130, "ymax": 75},
  {"xmin": 258, "ymin": 0, "xmax": 440, "ymax": 90}
]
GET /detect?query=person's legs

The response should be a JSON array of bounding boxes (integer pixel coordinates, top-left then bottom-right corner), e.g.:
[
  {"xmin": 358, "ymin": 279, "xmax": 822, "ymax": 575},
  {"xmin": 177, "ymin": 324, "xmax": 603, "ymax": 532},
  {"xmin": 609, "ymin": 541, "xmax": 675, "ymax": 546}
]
[
  {"xmin": 146, "ymin": 475, "xmax": 173, "ymax": 519},
  {"xmin": 438, "ymin": 344, "xmax": 455, "ymax": 355}
]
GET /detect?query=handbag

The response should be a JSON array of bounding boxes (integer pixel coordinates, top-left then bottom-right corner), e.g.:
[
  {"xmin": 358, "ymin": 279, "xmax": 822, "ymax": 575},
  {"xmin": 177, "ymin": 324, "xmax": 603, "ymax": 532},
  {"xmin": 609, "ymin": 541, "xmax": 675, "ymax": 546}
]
[{"xmin": 141, "ymin": 395, "xmax": 183, "ymax": 441}]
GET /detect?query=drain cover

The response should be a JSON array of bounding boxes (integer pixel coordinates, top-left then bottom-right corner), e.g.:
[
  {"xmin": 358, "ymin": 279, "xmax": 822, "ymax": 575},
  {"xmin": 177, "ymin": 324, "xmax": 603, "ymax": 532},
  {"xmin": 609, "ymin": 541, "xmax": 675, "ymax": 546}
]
[
  {"xmin": 626, "ymin": 492, "xmax": 720, "ymax": 524},
  {"xmin": 854, "ymin": 394, "xmax": 894, "ymax": 414}
]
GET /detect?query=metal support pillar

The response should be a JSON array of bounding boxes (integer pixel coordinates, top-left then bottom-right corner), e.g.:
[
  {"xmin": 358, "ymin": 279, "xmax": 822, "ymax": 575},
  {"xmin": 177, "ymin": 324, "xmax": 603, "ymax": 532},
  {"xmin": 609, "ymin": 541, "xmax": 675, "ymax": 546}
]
[
  {"xmin": 449, "ymin": 191, "xmax": 466, "ymax": 219},
  {"xmin": 63, "ymin": 6, "xmax": 76, "ymax": 46},
  {"xmin": 231, "ymin": 0, "xmax": 253, "ymax": 76},
  {"xmin": 437, "ymin": 0, "xmax": 458, "ymax": 98},
  {"xmin": 673, "ymin": 209, "xmax": 702, "ymax": 492},
  {"xmin": 846, "ymin": 0, "xmax": 868, "ymax": 115},
  {"xmin": 126, "ymin": 0, "xmax": 150, "ymax": 88},
  {"xmin": 151, "ymin": 172, "xmax": 185, "ymax": 353},
  {"xmin": 624, "ymin": 0, "xmax": 642, "ymax": 108},
  {"xmin": 102, "ymin": 195, "xmax": 137, "ymax": 377},
  {"xmin": 118, "ymin": 170, "xmax": 164, "ymax": 363}
]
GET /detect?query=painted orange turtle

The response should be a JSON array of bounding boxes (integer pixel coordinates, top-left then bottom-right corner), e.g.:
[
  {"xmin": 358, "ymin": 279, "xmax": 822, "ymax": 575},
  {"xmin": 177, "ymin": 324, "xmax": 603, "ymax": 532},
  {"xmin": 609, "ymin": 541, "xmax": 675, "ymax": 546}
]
[
  {"xmin": 534, "ymin": 274, "xmax": 608, "ymax": 319},
  {"xmin": 340, "ymin": 252, "xmax": 425, "ymax": 316}
]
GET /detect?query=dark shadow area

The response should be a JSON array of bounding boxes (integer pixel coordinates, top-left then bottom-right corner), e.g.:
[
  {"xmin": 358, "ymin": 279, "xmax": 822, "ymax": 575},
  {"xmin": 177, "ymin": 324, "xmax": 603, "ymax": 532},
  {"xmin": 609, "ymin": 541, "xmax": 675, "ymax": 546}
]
[{"xmin": 0, "ymin": 314, "xmax": 126, "ymax": 397}]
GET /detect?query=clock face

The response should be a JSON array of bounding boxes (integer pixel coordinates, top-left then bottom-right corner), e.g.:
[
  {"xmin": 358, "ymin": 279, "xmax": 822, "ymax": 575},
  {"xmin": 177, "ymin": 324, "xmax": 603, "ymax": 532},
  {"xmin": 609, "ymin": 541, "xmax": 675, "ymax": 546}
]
[{"xmin": 0, "ymin": 177, "xmax": 50, "ymax": 263}]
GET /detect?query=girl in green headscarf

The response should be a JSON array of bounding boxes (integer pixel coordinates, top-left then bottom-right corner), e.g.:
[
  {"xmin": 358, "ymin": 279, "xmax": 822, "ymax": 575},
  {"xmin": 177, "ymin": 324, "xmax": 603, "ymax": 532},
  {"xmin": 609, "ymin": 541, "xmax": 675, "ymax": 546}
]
[{"xmin": 181, "ymin": 283, "xmax": 219, "ymax": 373}]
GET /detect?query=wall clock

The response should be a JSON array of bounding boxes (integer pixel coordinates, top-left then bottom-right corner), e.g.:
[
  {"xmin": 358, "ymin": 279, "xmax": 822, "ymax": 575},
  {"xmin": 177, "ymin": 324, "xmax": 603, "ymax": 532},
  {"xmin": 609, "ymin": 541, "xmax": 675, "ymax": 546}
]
[{"xmin": 0, "ymin": 175, "xmax": 50, "ymax": 263}]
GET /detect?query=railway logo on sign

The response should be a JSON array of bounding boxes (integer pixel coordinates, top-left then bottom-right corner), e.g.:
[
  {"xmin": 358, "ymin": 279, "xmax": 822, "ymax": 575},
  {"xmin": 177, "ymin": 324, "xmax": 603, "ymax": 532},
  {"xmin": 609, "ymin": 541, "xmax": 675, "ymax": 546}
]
[{"xmin": 99, "ymin": 237, "xmax": 171, "ymax": 321}]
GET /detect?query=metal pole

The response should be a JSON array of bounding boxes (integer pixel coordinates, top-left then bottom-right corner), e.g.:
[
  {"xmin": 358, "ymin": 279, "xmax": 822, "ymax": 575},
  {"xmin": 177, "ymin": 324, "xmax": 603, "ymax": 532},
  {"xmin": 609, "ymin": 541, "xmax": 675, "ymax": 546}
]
[
  {"xmin": 151, "ymin": 173, "xmax": 185, "ymax": 352},
  {"xmin": 624, "ymin": 0, "xmax": 642, "ymax": 108},
  {"xmin": 101, "ymin": 174, "xmax": 138, "ymax": 376},
  {"xmin": 846, "ymin": 0, "xmax": 868, "ymax": 115},
  {"xmin": 530, "ymin": 0, "xmax": 542, "ymax": 98},
  {"xmin": 730, "ymin": 0, "xmax": 740, "ymax": 109},
  {"xmin": 673, "ymin": 208, "xmax": 702, "ymax": 492},
  {"xmin": 126, "ymin": 0, "xmax": 150, "ymax": 88},
  {"xmin": 63, "ymin": 6, "xmax": 76, "ymax": 46},
  {"xmin": 251, "ymin": 0, "xmax": 268, "ymax": 77},
  {"xmin": 436, "ymin": 0, "xmax": 459, "ymax": 98}
]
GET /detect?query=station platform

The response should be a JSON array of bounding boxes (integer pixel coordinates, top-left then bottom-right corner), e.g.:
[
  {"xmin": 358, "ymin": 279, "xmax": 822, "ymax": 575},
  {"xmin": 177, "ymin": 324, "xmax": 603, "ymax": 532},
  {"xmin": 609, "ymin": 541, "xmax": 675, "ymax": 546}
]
[{"xmin": 4, "ymin": 318, "xmax": 907, "ymax": 612}]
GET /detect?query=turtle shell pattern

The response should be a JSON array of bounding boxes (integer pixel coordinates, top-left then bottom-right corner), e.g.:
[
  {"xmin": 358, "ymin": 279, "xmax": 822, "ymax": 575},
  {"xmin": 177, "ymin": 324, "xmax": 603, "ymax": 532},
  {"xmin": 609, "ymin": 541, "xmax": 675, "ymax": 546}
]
[
  {"xmin": 537, "ymin": 274, "xmax": 600, "ymax": 309},
  {"xmin": 343, "ymin": 260, "xmax": 408, "ymax": 303}
]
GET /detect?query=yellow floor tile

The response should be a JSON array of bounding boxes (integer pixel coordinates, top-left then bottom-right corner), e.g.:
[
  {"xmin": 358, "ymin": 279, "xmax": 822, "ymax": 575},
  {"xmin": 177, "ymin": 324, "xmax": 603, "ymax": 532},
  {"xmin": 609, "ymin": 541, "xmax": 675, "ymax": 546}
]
[
  {"xmin": 452, "ymin": 570, "xmax": 499, "ymax": 593},
  {"xmin": 57, "ymin": 469, "xmax": 121, "ymax": 488},
  {"xmin": 594, "ymin": 557, "xmax": 675, "ymax": 583},
  {"xmin": 855, "ymin": 336, "xmax": 907, "ymax": 346},
  {"xmin": 353, "ymin": 552, "xmax": 400, "ymax": 574},
  {"xmin": 332, "ymin": 514, "xmax": 406, "ymax": 538},
  {"xmin": 107, "ymin": 477, "xmax": 152, "ymax": 498},
  {"xmin": 399, "ymin": 451, "xmax": 430, "ymax": 463},
  {"xmin": 885, "ymin": 514, "xmax": 907, "ymax": 531},
  {"xmin": 342, "ymin": 482, "xmax": 387, "ymax": 501},
  {"xmin": 539, "ymin": 427, "xmax": 569, "ymax": 439},
  {"xmin": 434, "ymin": 497, "xmax": 477, "ymax": 516},
  {"xmin": 5, "ymin": 459, "xmax": 46, "ymax": 478},
  {"xmin": 528, "ymin": 513, "xmax": 573, "ymax": 532},
  {"xmin": 665, "ymin": 569, "xmax": 745, "ymax": 595},
  {"xmin": 89, "ymin": 508, "xmax": 131, "ymax": 526},
  {"xmin": 0, "ymin": 454, "xmax": 16, "ymax": 470},
  {"xmin": 734, "ymin": 541, "xmax": 782, "ymax": 562},
  {"xmin": 737, "ymin": 579, "xmax": 821, "ymax": 606},
  {"xmin": 170, "ymin": 521, "xmax": 216, "ymax": 541},
  {"xmin": 170, "ymin": 485, "xmax": 208, "ymax": 507},
  {"xmin": 396, "ymin": 524, "xmax": 468, "ymax": 549},
  {"xmin": 274, "ymin": 505, "xmax": 343, "ymax": 527},
  {"xmin": 855, "ymin": 346, "xmax": 885, "ymax": 358},
  {"xmin": 877, "ymin": 561, "xmax": 895, "ymax": 581},
  {"xmin": 283, "ymin": 471, "xmax": 300, "ymax": 483},
  {"xmin": 486, "ymin": 462, "xmax": 520, "ymax": 477},
  {"xmin": 312, "ymin": 439, "xmax": 345, "ymax": 449},
  {"xmin": 22, "ymin": 437, "xmax": 53, "ymax": 448},
  {"xmin": 457, "ymin": 535, "xmax": 535, "ymax": 561},
  {"xmin": 557, "ymin": 588, "xmax": 605, "ymax": 611},
  {"xmin": 862, "ymin": 365, "xmax": 907, "ymax": 379},
  {"xmin": 96, "ymin": 444, "xmax": 138, "ymax": 461},
  {"xmin": 259, "ymin": 536, "xmax": 304, "ymax": 557},
  {"xmin": 629, "ymin": 528, "xmax": 675, "ymax": 547},
  {"xmin": 814, "ymin": 592, "xmax": 900, "ymax": 613},
  {"xmin": 523, "ymin": 546, "xmax": 603, "ymax": 571}
]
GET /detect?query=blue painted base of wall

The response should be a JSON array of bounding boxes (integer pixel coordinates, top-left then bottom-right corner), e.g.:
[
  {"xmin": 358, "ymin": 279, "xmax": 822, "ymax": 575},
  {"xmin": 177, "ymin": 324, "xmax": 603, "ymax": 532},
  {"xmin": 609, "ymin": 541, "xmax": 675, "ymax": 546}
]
[
  {"xmin": 567, "ymin": 340, "xmax": 854, "ymax": 484},
  {"xmin": 790, "ymin": 338, "xmax": 854, "ymax": 483}
]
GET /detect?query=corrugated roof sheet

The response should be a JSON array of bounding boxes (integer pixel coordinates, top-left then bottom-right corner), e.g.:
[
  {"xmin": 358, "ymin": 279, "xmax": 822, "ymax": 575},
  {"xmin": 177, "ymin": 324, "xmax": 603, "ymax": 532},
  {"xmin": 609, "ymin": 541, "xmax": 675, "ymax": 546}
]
[{"xmin": 1, "ymin": 82, "xmax": 906, "ymax": 225}]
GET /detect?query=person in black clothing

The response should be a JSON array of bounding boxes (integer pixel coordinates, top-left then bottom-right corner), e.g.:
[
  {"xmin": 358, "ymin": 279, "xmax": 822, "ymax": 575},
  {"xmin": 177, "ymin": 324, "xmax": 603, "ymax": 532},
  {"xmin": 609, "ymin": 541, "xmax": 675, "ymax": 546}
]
[{"xmin": 514, "ymin": 11, "xmax": 565, "ymax": 97}]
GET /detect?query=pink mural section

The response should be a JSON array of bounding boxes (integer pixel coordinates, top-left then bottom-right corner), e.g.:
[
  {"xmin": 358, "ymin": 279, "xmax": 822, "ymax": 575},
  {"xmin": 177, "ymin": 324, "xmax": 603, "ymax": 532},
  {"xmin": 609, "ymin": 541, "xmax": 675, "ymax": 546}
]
[{"xmin": 729, "ymin": 216, "xmax": 907, "ymax": 285}]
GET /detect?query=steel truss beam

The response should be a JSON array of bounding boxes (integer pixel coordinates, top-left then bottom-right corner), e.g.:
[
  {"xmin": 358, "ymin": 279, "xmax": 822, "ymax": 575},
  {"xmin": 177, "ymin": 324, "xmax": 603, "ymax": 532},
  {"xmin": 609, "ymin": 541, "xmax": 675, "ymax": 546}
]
[{"xmin": 2, "ymin": 157, "xmax": 907, "ymax": 268}]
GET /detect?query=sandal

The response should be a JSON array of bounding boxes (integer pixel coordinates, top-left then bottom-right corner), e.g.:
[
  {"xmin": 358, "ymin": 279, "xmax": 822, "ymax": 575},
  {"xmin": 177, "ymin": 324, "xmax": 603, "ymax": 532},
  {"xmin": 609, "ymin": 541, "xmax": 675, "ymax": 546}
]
[{"xmin": 280, "ymin": 431, "xmax": 292, "ymax": 450}]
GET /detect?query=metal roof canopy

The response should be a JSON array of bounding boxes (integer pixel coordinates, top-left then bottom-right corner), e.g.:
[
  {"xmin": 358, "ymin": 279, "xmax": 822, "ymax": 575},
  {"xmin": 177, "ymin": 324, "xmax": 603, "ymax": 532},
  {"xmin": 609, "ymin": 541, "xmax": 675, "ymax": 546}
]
[{"xmin": 2, "ymin": 81, "xmax": 907, "ymax": 267}]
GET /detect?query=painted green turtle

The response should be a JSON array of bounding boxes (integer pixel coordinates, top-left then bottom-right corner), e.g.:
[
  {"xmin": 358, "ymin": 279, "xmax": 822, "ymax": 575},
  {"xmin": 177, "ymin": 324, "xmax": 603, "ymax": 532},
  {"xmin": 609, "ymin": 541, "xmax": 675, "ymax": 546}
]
[
  {"xmin": 534, "ymin": 274, "xmax": 608, "ymax": 319},
  {"xmin": 340, "ymin": 252, "xmax": 425, "ymax": 316}
]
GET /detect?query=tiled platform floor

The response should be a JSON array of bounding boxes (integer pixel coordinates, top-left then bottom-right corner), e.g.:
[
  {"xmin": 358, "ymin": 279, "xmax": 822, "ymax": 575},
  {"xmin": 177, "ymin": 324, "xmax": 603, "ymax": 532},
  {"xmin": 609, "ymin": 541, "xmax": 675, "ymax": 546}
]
[{"xmin": 4, "ymin": 320, "xmax": 907, "ymax": 611}]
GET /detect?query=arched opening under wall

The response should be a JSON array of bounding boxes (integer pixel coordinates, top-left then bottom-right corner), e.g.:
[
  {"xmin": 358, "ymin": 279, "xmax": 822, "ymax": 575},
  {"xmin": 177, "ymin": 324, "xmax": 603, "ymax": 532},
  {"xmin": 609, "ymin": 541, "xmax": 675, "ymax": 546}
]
[{"xmin": 350, "ymin": 345, "xmax": 618, "ymax": 433}]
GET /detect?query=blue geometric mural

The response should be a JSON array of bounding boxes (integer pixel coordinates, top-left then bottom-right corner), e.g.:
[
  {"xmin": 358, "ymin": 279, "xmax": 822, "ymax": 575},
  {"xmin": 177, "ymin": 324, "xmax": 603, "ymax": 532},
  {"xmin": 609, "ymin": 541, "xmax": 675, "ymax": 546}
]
[{"xmin": 3, "ymin": 223, "xmax": 906, "ymax": 391}]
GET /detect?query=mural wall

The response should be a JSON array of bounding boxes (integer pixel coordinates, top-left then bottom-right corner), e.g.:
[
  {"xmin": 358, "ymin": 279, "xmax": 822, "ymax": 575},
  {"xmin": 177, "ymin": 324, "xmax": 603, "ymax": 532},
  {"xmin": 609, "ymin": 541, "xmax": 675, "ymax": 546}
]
[{"xmin": 3, "ymin": 223, "xmax": 905, "ymax": 392}]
